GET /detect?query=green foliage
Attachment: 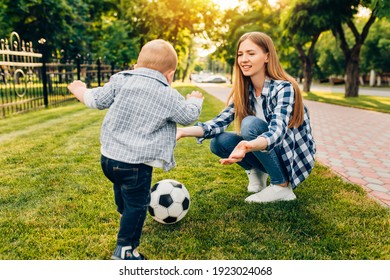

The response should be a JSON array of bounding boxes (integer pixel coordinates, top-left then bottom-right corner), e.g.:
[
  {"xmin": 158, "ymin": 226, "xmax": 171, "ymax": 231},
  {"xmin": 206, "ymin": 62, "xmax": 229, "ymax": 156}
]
[
  {"xmin": 1, "ymin": 0, "xmax": 219, "ymax": 73},
  {"xmin": 372, "ymin": 0, "xmax": 390, "ymax": 18},
  {"xmin": 213, "ymin": 0, "xmax": 278, "ymax": 68},
  {"xmin": 93, "ymin": 19, "xmax": 139, "ymax": 65},
  {"xmin": 315, "ymin": 31, "xmax": 346, "ymax": 78},
  {"xmin": 0, "ymin": 87, "xmax": 389, "ymax": 260},
  {"xmin": 282, "ymin": 0, "xmax": 335, "ymax": 42},
  {"xmin": 1, "ymin": 0, "xmax": 76, "ymax": 55},
  {"xmin": 360, "ymin": 18, "xmax": 390, "ymax": 73}
]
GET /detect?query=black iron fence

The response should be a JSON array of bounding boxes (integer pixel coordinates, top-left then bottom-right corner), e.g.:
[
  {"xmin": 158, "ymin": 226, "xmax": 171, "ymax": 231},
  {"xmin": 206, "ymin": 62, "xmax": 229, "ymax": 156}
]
[{"xmin": 0, "ymin": 32, "xmax": 120, "ymax": 118}]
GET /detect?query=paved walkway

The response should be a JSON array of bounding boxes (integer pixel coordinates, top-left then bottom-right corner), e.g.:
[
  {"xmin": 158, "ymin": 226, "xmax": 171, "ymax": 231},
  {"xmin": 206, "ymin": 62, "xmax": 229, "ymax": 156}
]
[{"xmin": 195, "ymin": 83, "xmax": 390, "ymax": 207}]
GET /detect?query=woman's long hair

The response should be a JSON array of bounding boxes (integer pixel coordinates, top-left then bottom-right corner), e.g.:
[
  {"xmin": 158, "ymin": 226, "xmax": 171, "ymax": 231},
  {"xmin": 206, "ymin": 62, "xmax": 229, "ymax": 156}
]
[{"xmin": 227, "ymin": 32, "xmax": 304, "ymax": 132}]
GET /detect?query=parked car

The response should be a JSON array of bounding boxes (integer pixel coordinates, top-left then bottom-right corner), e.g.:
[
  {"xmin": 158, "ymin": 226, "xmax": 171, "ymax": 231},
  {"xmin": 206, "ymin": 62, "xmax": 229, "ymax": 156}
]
[{"xmin": 201, "ymin": 75, "xmax": 227, "ymax": 83}]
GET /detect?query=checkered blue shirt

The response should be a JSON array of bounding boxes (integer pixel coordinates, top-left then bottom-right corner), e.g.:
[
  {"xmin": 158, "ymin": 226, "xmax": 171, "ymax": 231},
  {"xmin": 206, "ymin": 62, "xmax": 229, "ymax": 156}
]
[
  {"xmin": 84, "ymin": 68, "xmax": 203, "ymax": 171},
  {"xmin": 196, "ymin": 77, "xmax": 316, "ymax": 188}
]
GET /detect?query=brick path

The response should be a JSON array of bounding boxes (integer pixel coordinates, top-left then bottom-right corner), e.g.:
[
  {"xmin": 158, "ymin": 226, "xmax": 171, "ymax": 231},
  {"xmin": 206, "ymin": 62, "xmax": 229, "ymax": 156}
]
[
  {"xmin": 196, "ymin": 83, "xmax": 390, "ymax": 207},
  {"xmin": 306, "ymin": 101, "xmax": 390, "ymax": 206}
]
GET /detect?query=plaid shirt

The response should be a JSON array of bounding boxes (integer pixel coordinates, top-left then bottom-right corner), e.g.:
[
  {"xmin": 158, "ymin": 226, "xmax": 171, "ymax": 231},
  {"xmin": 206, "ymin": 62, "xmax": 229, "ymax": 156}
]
[
  {"xmin": 84, "ymin": 68, "xmax": 203, "ymax": 171},
  {"xmin": 196, "ymin": 77, "xmax": 316, "ymax": 188}
]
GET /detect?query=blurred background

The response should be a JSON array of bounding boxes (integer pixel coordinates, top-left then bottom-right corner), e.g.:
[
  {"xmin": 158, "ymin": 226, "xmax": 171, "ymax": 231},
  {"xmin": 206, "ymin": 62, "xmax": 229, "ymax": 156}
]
[{"xmin": 0, "ymin": 0, "xmax": 389, "ymax": 96}]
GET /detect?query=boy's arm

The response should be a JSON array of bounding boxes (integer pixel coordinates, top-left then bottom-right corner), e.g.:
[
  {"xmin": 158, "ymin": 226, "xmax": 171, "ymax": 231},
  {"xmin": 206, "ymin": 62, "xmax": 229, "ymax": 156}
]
[
  {"xmin": 68, "ymin": 80, "xmax": 99, "ymax": 109},
  {"xmin": 171, "ymin": 91, "xmax": 204, "ymax": 126}
]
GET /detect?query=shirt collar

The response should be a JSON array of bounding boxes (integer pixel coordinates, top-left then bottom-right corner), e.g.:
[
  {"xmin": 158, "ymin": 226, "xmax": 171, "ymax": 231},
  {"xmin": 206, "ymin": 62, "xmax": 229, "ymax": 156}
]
[
  {"xmin": 249, "ymin": 76, "xmax": 271, "ymax": 97},
  {"xmin": 128, "ymin": 67, "xmax": 169, "ymax": 86}
]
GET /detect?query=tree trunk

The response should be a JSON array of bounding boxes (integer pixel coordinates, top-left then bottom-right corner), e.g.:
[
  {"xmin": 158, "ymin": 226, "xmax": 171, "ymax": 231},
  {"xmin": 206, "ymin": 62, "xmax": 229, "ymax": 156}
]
[
  {"xmin": 332, "ymin": 8, "xmax": 377, "ymax": 98},
  {"xmin": 302, "ymin": 57, "xmax": 312, "ymax": 92},
  {"xmin": 296, "ymin": 34, "xmax": 319, "ymax": 93},
  {"xmin": 182, "ymin": 47, "xmax": 192, "ymax": 82},
  {"xmin": 344, "ymin": 46, "xmax": 361, "ymax": 97}
]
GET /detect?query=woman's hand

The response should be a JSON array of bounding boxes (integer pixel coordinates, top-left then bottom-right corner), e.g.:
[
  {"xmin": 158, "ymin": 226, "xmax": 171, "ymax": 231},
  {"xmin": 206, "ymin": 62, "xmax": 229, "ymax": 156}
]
[
  {"xmin": 220, "ymin": 140, "xmax": 253, "ymax": 165},
  {"xmin": 176, "ymin": 126, "xmax": 204, "ymax": 141},
  {"xmin": 176, "ymin": 127, "xmax": 185, "ymax": 141}
]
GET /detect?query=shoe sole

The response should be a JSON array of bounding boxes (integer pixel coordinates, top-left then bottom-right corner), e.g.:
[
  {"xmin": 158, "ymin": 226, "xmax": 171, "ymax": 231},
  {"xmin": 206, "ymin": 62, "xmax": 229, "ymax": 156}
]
[
  {"xmin": 111, "ymin": 255, "xmax": 147, "ymax": 260},
  {"xmin": 245, "ymin": 194, "xmax": 297, "ymax": 203}
]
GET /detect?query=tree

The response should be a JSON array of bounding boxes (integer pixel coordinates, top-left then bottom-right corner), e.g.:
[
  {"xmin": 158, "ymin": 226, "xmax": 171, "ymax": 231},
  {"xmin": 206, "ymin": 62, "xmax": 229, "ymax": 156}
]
[
  {"xmin": 1, "ymin": 0, "xmax": 75, "ymax": 54},
  {"xmin": 360, "ymin": 18, "xmax": 390, "ymax": 78},
  {"xmin": 119, "ymin": 0, "xmax": 220, "ymax": 80},
  {"xmin": 282, "ymin": 0, "xmax": 336, "ymax": 92},
  {"xmin": 315, "ymin": 31, "xmax": 345, "ymax": 80},
  {"xmin": 330, "ymin": 0, "xmax": 389, "ymax": 97},
  {"xmin": 214, "ymin": 0, "xmax": 278, "ymax": 81}
]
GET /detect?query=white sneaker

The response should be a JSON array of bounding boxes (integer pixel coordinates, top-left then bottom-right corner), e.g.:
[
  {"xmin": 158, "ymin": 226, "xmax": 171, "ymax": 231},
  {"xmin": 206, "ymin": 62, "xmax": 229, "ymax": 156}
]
[
  {"xmin": 245, "ymin": 184, "xmax": 296, "ymax": 203},
  {"xmin": 246, "ymin": 169, "xmax": 268, "ymax": 193}
]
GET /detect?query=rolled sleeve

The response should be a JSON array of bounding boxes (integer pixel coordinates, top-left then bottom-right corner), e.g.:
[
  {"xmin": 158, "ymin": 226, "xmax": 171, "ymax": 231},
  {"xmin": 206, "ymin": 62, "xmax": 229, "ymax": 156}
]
[
  {"xmin": 170, "ymin": 91, "xmax": 203, "ymax": 126},
  {"xmin": 194, "ymin": 104, "xmax": 235, "ymax": 144},
  {"xmin": 83, "ymin": 89, "xmax": 97, "ymax": 109}
]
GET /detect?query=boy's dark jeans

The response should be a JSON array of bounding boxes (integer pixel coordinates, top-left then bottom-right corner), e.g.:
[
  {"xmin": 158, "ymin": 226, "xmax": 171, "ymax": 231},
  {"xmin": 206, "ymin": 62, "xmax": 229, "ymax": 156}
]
[{"xmin": 100, "ymin": 155, "xmax": 152, "ymax": 248}]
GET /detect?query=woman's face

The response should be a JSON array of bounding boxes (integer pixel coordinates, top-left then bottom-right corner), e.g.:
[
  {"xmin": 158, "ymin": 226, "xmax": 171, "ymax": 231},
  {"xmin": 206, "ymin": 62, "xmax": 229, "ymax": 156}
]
[{"xmin": 237, "ymin": 38, "xmax": 269, "ymax": 78}]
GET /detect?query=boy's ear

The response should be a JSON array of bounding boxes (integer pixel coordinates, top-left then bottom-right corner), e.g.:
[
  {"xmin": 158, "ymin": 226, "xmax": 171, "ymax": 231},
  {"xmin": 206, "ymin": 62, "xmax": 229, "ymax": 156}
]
[{"xmin": 166, "ymin": 69, "xmax": 176, "ymax": 84}]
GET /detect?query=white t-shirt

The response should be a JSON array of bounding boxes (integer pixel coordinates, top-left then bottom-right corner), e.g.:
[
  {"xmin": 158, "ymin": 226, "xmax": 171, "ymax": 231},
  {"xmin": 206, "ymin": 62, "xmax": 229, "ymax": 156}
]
[{"xmin": 254, "ymin": 94, "xmax": 266, "ymax": 121}]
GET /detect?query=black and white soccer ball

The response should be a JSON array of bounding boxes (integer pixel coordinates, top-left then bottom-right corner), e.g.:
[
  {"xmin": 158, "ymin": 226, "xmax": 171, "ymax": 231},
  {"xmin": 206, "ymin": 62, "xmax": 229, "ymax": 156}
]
[{"xmin": 148, "ymin": 179, "xmax": 190, "ymax": 224}]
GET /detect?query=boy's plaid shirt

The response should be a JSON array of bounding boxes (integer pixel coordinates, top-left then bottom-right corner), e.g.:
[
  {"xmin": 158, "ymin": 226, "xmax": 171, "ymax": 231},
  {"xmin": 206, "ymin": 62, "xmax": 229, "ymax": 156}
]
[
  {"xmin": 196, "ymin": 77, "xmax": 316, "ymax": 188},
  {"xmin": 84, "ymin": 68, "xmax": 203, "ymax": 171}
]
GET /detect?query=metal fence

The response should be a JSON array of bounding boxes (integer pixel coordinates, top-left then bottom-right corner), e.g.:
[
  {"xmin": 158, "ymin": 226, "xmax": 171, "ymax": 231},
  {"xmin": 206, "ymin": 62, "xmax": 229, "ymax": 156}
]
[{"xmin": 0, "ymin": 32, "xmax": 120, "ymax": 118}]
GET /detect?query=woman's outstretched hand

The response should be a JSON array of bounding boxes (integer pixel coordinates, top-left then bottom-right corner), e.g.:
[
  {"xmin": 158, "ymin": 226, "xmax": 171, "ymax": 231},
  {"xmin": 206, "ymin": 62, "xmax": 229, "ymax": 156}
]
[{"xmin": 220, "ymin": 140, "xmax": 253, "ymax": 165}]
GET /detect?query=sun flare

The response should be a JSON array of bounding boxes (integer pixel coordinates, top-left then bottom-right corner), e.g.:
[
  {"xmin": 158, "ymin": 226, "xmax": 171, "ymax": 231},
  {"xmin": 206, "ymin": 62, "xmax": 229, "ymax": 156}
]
[
  {"xmin": 213, "ymin": 0, "xmax": 279, "ymax": 10},
  {"xmin": 212, "ymin": 0, "xmax": 240, "ymax": 10}
]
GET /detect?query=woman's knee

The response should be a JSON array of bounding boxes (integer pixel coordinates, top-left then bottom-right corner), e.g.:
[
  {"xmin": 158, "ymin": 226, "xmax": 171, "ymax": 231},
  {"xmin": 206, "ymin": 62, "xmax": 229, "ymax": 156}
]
[
  {"xmin": 210, "ymin": 133, "xmax": 239, "ymax": 158},
  {"xmin": 210, "ymin": 135, "xmax": 224, "ymax": 157},
  {"xmin": 241, "ymin": 116, "xmax": 268, "ymax": 141}
]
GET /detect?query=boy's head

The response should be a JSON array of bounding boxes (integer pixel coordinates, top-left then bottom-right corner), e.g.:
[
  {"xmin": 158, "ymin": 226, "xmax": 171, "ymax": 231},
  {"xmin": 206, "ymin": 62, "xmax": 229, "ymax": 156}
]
[{"xmin": 136, "ymin": 39, "xmax": 178, "ymax": 76}]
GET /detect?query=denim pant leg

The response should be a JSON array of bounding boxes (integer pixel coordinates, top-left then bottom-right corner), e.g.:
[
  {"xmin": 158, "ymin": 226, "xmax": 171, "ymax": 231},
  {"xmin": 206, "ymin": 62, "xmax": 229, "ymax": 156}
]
[
  {"xmin": 210, "ymin": 132, "xmax": 264, "ymax": 171},
  {"xmin": 100, "ymin": 155, "xmax": 152, "ymax": 248},
  {"xmin": 240, "ymin": 116, "xmax": 288, "ymax": 185}
]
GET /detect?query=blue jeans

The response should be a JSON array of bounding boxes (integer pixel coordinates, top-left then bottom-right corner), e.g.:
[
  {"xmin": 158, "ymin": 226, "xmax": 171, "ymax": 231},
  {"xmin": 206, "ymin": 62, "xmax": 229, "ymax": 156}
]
[
  {"xmin": 210, "ymin": 116, "xmax": 288, "ymax": 185},
  {"xmin": 100, "ymin": 155, "xmax": 152, "ymax": 248}
]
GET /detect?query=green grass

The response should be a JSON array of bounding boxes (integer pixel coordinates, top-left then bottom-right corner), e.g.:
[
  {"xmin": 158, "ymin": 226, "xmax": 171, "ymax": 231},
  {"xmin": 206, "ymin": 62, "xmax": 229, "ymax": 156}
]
[
  {"xmin": 303, "ymin": 90, "xmax": 390, "ymax": 114},
  {"xmin": 0, "ymin": 86, "xmax": 389, "ymax": 260}
]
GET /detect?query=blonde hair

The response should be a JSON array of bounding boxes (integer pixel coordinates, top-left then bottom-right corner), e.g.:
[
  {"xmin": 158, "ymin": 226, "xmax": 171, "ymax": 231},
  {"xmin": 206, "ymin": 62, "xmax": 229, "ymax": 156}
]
[
  {"xmin": 227, "ymin": 32, "xmax": 304, "ymax": 132},
  {"xmin": 137, "ymin": 39, "xmax": 178, "ymax": 73}
]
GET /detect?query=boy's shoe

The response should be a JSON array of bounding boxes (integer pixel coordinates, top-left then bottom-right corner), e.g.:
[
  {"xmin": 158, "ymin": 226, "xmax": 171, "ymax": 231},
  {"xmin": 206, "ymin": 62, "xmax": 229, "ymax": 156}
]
[
  {"xmin": 246, "ymin": 169, "xmax": 268, "ymax": 193},
  {"xmin": 245, "ymin": 184, "xmax": 296, "ymax": 203},
  {"xmin": 111, "ymin": 245, "xmax": 146, "ymax": 260}
]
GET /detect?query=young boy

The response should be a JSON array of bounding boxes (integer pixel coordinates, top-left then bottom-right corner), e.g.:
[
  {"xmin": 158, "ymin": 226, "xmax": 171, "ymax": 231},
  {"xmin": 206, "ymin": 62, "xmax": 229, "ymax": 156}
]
[{"xmin": 68, "ymin": 39, "xmax": 204, "ymax": 260}]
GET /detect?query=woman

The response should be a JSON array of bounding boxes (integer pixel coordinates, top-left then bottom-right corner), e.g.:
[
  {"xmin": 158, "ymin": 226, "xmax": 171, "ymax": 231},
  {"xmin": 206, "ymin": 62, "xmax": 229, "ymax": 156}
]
[{"xmin": 177, "ymin": 32, "xmax": 315, "ymax": 203}]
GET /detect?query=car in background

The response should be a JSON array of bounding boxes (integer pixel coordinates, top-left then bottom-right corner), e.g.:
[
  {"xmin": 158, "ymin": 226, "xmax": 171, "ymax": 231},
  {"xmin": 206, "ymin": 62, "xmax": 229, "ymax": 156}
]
[{"xmin": 200, "ymin": 75, "xmax": 227, "ymax": 83}]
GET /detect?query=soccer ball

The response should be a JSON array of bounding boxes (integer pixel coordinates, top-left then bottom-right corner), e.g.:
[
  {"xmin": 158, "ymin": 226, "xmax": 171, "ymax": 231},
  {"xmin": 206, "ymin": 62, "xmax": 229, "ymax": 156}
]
[{"xmin": 148, "ymin": 179, "xmax": 190, "ymax": 224}]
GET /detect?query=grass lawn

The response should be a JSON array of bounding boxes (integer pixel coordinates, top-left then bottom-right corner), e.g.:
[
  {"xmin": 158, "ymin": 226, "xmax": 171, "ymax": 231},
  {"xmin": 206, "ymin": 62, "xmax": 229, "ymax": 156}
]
[
  {"xmin": 0, "ymin": 86, "xmax": 389, "ymax": 260},
  {"xmin": 303, "ymin": 90, "xmax": 390, "ymax": 114}
]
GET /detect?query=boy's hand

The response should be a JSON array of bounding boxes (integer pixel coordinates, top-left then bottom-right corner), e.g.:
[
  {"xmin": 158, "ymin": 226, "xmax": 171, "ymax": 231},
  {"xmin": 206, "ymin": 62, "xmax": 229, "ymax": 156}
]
[
  {"xmin": 68, "ymin": 80, "xmax": 87, "ymax": 103},
  {"xmin": 68, "ymin": 80, "xmax": 87, "ymax": 94},
  {"xmin": 186, "ymin": 90, "xmax": 204, "ymax": 100}
]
